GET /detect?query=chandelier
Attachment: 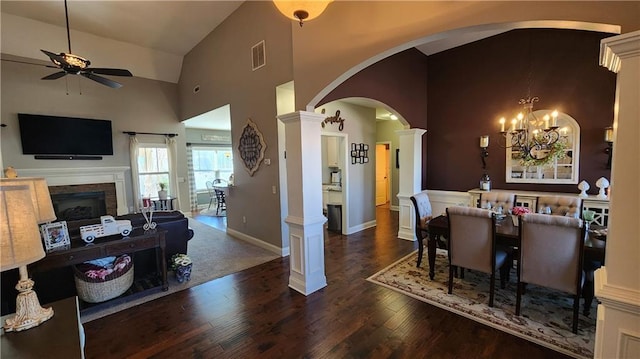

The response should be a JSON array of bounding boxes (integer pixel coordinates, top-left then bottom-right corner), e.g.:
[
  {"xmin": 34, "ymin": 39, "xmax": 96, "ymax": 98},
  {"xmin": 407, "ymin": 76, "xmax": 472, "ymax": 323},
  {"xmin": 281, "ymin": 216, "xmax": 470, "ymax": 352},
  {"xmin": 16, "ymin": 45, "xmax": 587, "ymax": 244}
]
[{"xmin": 499, "ymin": 96, "xmax": 564, "ymax": 165}]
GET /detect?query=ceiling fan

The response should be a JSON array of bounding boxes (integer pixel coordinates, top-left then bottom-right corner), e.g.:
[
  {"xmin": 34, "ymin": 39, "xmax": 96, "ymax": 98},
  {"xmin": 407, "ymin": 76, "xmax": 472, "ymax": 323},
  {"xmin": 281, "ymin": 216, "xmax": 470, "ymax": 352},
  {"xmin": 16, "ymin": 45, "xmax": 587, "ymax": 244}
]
[{"xmin": 40, "ymin": 0, "xmax": 132, "ymax": 88}]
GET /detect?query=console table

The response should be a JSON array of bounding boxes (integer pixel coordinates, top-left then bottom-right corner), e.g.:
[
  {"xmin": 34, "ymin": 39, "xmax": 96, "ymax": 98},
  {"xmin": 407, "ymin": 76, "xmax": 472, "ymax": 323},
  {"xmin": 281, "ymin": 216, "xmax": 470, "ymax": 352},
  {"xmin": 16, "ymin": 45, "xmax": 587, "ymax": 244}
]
[
  {"xmin": 468, "ymin": 188, "xmax": 610, "ymax": 226},
  {"xmin": 29, "ymin": 229, "xmax": 168, "ymax": 311},
  {"xmin": 1, "ymin": 296, "xmax": 84, "ymax": 358}
]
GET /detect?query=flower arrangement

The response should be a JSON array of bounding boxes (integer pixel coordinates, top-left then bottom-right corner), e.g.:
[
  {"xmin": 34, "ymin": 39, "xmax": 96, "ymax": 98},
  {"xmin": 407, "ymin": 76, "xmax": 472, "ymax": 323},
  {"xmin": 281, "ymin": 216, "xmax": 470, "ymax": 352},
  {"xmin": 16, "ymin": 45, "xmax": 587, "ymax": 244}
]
[
  {"xmin": 170, "ymin": 253, "xmax": 192, "ymax": 271},
  {"xmin": 511, "ymin": 206, "xmax": 531, "ymax": 216},
  {"xmin": 158, "ymin": 182, "xmax": 167, "ymax": 191}
]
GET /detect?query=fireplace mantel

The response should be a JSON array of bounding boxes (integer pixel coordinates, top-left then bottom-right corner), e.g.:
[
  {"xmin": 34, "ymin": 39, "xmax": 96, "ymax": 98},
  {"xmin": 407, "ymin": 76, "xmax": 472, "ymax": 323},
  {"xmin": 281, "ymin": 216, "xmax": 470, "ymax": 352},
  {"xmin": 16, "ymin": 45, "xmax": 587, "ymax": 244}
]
[{"xmin": 16, "ymin": 167, "xmax": 130, "ymax": 215}]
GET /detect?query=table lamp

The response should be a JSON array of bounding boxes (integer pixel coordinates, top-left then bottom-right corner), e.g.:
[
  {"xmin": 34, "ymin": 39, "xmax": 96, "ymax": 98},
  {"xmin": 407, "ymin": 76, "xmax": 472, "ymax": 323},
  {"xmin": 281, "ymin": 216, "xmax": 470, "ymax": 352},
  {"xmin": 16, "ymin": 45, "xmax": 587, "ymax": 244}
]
[{"xmin": 1, "ymin": 181, "xmax": 55, "ymax": 332}]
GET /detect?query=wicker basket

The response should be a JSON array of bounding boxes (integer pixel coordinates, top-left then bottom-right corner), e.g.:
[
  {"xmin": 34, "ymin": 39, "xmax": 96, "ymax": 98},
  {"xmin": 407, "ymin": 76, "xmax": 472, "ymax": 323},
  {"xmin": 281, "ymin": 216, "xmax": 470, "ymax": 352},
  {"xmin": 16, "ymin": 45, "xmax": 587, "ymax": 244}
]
[{"xmin": 74, "ymin": 259, "xmax": 134, "ymax": 303}]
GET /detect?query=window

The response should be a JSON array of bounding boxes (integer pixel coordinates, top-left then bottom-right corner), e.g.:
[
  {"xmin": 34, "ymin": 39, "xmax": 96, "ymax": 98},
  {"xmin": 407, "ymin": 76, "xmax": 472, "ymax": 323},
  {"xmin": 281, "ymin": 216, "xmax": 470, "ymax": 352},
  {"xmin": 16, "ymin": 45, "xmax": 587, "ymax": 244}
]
[
  {"xmin": 505, "ymin": 111, "xmax": 580, "ymax": 184},
  {"xmin": 192, "ymin": 147, "xmax": 233, "ymax": 190},
  {"xmin": 138, "ymin": 145, "xmax": 170, "ymax": 197}
]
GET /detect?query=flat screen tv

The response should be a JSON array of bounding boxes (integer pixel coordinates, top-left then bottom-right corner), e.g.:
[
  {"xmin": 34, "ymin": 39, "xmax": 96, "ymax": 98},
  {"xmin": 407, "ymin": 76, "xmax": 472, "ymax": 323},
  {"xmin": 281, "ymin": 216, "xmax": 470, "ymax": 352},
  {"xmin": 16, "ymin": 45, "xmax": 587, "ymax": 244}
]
[{"xmin": 18, "ymin": 114, "xmax": 114, "ymax": 157}]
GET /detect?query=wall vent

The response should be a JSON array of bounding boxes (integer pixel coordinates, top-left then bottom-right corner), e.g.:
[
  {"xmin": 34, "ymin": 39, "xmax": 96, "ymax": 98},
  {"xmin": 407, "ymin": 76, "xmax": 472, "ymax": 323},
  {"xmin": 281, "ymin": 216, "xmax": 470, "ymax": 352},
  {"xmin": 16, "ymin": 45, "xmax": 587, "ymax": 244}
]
[{"xmin": 252, "ymin": 40, "xmax": 266, "ymax": 71}]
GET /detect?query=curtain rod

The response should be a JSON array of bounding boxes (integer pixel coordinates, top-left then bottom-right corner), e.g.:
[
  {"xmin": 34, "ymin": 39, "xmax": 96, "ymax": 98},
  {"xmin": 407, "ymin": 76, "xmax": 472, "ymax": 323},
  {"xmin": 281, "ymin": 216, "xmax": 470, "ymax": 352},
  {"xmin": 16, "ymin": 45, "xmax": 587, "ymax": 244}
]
[{"xmin": 123, "ymin": 131, "xmax": 178, "ymax": 137}]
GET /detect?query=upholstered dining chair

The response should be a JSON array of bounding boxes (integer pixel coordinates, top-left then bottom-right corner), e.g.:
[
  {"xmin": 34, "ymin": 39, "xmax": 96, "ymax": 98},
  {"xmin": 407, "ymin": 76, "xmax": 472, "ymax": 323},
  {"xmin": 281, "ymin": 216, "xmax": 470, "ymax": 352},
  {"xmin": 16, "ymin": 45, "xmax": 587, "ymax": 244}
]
[
  {"xmin": 410, "ymin": 191, "xmax": 434, "ymax": 268},
  {"xmin": 446, "ymin": 206, "xmax": 510, "ymax": 307},
  {"xmin": 479, "ymin": 192, "xmax": 516, "ymax": 213},
  {"xmin": 517, "ymin": 213, "xmax": 585, "ymax": 333},
  {"xmin": 536, "ymin": 195, "xmax": 582, "ymax": 218}
]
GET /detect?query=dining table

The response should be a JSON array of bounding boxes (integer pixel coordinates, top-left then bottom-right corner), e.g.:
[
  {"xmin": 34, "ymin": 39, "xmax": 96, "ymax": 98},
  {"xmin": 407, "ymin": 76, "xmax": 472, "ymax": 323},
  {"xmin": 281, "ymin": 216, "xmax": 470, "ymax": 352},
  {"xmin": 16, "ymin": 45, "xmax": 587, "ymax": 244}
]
[{"xmin": 423, "ymin": 213, "xmax": 607, "ymax": 315}]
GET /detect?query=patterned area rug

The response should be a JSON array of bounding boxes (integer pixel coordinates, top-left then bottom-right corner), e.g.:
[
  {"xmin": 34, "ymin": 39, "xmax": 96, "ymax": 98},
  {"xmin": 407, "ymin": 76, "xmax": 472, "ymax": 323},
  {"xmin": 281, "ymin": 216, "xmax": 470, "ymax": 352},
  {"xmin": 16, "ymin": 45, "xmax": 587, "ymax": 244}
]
[{"xmin": 367, "ymin": 249, "xmax": 596, "ymax": 359}]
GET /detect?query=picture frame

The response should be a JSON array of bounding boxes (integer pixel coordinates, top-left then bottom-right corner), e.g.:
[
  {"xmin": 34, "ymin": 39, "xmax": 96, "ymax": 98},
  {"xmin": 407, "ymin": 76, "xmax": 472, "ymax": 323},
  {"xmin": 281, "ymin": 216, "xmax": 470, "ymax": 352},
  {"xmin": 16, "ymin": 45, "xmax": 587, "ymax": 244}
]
[{"xmin": 40, "ymin": 221, "xmax": 70, "ymax": 251}]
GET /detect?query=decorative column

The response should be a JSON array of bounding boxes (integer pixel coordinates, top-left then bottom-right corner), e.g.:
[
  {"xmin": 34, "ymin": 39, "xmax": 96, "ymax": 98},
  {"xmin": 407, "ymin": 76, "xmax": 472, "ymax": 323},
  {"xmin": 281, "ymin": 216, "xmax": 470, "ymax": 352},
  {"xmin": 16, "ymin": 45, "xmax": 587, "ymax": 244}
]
[
  {"xmin": 395, "ymin": 129, "xmax": 427, "ymax": 241},
  {"xmin": 595, "ymin": 30, "xmax": 640, "ymax": 359},
  {"xmin": 278, "ymin": 111, "xmax": 327, "ymax": 295}
]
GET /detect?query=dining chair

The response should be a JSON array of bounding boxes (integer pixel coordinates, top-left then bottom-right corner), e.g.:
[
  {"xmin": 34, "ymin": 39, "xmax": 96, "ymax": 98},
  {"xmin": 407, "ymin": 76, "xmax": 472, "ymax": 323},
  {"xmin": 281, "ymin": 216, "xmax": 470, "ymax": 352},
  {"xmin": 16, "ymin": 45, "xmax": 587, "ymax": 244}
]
[
  {"xmin": 516, "ymin": 213, "xmax": 585, "ymax": 333},
  {"xmin": 479, "ymin": 192, "xmax": 516, "ymax": 213},
  {"xmin": 410, "ymin": 191, "xmax": 434, "ymax": 268},
  {"xmin": 212, "ymin": 179, "xmax": 227, "ymax": 215},
  {"xmin": 205, "ymin": 181, "xmax": 217, "ymax": 210},
  {"xmin": 536, "ymin": 195, "xmax": 582, "ymax": 218},
  {"xmin": 446, "ymin": 206, "xmax": 510, "ymax": 307}
]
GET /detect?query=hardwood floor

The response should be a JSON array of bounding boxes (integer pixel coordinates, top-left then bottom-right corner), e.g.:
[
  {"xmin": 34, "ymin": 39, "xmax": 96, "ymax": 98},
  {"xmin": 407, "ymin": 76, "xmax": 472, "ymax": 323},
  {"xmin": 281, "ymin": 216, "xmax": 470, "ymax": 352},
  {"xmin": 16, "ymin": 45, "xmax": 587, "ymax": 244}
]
[{"xmin": 84, "ymin": 207, "xmax": 570, "ymax": 359}]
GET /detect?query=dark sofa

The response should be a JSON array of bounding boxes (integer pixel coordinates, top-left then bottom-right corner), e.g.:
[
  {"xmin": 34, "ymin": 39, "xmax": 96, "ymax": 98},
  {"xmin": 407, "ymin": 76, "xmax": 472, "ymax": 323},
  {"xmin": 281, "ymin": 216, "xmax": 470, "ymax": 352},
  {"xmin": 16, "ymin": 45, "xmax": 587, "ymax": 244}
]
[{"xmin": 1, "ymin": 211, "xmax": 194, "ymax": 315}]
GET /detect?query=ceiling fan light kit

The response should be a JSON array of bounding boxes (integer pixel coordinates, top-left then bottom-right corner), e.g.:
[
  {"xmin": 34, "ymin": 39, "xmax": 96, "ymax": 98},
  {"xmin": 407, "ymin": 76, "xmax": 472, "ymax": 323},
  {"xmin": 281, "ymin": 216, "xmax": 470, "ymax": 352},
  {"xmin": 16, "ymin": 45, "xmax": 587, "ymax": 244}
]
[
  {"xmin": 273, "ymin": 0, "xmax": 332, "ymax": 27},
  {"xmin": 41, "ymin": 0, "xmax": 132, "ymax": 88}
]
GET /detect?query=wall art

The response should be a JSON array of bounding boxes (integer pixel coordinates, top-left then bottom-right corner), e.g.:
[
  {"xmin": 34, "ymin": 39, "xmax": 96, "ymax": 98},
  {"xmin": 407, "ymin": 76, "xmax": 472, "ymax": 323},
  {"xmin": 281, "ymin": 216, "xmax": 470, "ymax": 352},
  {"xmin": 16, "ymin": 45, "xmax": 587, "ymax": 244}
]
[{"xmin": 238, "ymin": 118, "xmax": 267, "ymax": 176}]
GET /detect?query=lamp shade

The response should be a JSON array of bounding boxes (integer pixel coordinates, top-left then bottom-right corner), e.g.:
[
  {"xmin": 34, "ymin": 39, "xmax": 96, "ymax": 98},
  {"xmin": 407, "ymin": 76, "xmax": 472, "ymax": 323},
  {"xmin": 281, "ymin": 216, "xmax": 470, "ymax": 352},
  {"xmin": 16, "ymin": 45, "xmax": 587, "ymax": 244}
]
[
  {"xmin": 0, "ymin": 178, "xmax": 56, "ymax": 223},
  {"xmin": 273, "ymin": 0, "xmax": 332, "ymax": 24},
  {"xmin": 0, "ymin": 185, "xmax": 46, "ymax": 272}
]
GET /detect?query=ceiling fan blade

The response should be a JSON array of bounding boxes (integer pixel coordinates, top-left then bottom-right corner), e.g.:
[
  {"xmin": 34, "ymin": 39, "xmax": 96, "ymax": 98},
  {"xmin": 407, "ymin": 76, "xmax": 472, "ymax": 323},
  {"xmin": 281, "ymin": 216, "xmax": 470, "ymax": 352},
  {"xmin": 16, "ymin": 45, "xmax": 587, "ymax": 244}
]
[
  {"xmin": 41, "ymin": 49, "xmax": 67, "ymax": 66},
  {"xmin": 86, "ymin": 68, "xmax": 133, "ymax": 77},
  {"xmin": 81, "ymin": 72, "xmax": 123, "ymax": 88},
  {"xmin": 1, "ymin": 58, "xmax": 58, "ymax": 69},
  {"xmin": 42, "ymin": 71, "xmax": 68, "ymax": 80}
]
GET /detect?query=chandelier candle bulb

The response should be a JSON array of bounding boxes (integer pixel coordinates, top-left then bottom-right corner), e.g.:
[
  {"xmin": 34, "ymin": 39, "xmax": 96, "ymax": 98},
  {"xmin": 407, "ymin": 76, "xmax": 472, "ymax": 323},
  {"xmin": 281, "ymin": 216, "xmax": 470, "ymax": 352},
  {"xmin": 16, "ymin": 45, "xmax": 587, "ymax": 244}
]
[
  {"xmin": 511, "ymin": 119, "xmax": 517, "ymax": 132},
  {"xmin": 499, "ymin": 118, "xmax": 505, "ymax": 132},
  {"xmin": 551, "ymin": 110, "xmax": 558, "ymax": 127},
  {"xmin": 543, "ymin": 114, "xmax": 550, "ymax": 129}
]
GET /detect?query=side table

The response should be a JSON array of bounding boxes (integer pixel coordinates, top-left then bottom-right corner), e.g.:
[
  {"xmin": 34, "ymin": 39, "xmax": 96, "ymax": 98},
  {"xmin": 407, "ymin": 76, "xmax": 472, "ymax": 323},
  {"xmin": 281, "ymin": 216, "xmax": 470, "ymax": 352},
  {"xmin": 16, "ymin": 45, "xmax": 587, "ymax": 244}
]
[{"xmin": 1, "ymin": 296, "xmax": 85, "ymax": 358}]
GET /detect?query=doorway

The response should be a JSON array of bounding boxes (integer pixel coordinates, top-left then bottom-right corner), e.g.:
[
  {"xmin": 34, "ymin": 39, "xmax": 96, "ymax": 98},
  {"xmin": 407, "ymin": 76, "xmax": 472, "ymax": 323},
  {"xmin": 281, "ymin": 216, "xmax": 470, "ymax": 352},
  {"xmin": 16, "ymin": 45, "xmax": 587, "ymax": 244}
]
[{"xmin": 375, "ymin": 143, "xmax": 390, "ymax": 206}]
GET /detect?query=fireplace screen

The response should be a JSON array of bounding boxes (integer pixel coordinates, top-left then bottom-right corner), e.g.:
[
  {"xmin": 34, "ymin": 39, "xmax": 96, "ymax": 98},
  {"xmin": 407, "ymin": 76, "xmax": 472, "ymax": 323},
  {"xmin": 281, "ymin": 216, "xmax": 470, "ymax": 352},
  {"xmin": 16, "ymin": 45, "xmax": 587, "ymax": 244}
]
[{"xmin": 51, "ymin": 191, "xmax": 107, "ymax": 221}]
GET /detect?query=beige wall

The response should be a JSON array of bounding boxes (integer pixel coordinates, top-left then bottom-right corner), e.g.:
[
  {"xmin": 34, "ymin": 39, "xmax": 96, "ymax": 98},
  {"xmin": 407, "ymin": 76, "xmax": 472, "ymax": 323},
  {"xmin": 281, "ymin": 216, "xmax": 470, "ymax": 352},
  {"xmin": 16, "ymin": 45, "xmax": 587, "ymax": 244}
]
[
  {"xmin": 178, "ymin": 2, "xmax": 293, "ymax": 247},
  {"xmin": 0, "ymin": 58, "xmax": 187, "ymax": 213},
  {"xmin": 291, "ymin": 1, "xmax": 640, "ymax": 110},
  {"xmin": 376, "ymin": 119, "xmax": 405, "ymax": 208}
]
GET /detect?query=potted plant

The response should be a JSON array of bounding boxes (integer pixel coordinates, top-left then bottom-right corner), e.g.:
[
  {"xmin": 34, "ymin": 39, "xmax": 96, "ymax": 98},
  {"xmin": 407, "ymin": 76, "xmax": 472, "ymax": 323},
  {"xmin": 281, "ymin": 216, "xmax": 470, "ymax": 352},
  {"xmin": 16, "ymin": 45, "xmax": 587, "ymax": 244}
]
[
  {"xmin": 170, "ymin": 254, "xmax": 192, "ymax": 283},
  {"xmin": 158, "ymin": 182, "xmax": 168, "ymax": 200}
]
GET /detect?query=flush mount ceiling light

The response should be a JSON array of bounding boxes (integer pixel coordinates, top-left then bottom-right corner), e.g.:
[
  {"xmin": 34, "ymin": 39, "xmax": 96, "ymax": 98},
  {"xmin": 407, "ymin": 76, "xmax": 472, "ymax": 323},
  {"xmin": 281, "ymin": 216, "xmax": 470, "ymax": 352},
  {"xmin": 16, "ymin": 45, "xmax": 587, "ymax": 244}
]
[{"xmin": 273, "ymin": 0, "xmax": 332, "ymax": 27}]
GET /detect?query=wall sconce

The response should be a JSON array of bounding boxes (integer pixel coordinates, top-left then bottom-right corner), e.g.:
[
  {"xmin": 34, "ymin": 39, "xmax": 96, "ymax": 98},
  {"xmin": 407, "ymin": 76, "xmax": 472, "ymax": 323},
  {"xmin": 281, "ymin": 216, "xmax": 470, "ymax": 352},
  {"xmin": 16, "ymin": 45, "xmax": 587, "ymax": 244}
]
[
  {"xmin": 480, "ymin": 135, "xmax": 489, "ymax": 169},
  {"xmin": 604, "ymin": 127, "xmax": 613, "ymax": 169},
  {"xmin": 351, "ymin": 143, "xmax": 369, "ymax": 164}
]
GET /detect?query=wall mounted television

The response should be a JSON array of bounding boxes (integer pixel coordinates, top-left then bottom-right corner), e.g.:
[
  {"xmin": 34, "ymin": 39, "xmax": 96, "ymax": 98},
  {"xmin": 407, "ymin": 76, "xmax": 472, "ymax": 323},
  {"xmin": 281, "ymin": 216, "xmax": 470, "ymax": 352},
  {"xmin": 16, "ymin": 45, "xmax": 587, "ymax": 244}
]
[{"xmin": 18, "ymin": 113, "xmax": 113, "ymax": 159}]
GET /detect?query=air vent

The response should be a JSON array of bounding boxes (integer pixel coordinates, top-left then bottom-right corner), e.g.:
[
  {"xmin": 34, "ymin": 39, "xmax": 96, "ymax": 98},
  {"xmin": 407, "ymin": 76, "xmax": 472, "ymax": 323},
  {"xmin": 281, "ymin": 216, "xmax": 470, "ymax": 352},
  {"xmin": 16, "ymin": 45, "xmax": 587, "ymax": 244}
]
[{"xmin": 251, "ymin": 40, "xmax": 266, "ymax": 71}]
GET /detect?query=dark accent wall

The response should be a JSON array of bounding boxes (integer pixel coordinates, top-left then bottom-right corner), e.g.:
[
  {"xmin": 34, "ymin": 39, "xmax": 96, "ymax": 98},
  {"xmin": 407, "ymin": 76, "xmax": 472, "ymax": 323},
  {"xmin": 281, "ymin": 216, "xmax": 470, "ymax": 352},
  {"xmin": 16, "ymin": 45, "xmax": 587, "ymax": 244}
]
[
  {"xmin": 427, "ymin": 29, "xmax": 615, "ymax": 194},
  {"xmin": 318, "ymin": 48, "xmax": 429, "ymax": 125},
  {"xmin": 321, "ymin": 29, "xmax": 615, "ymax": 195}
]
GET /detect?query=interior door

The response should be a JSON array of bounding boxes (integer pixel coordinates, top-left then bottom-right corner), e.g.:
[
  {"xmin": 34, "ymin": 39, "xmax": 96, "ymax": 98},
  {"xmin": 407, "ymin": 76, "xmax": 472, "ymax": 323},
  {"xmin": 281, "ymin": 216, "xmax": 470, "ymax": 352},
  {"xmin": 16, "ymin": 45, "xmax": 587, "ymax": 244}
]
[{"xmin": 375, "ymin": 144, "xmax": 389, "ymax": 206}]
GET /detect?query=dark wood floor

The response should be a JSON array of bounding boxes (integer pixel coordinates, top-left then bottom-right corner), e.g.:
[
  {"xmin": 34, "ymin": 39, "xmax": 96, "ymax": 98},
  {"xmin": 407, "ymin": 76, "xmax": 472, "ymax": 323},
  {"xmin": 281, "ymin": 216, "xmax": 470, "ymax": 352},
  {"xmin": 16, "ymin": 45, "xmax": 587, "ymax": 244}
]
[
  {"xmin": 191, "ymin": 210, "xmax": 227, "ymax": 231},
  {"xmin": 83, "ymin": 206, "xmax": 570, "ymax": 359}
]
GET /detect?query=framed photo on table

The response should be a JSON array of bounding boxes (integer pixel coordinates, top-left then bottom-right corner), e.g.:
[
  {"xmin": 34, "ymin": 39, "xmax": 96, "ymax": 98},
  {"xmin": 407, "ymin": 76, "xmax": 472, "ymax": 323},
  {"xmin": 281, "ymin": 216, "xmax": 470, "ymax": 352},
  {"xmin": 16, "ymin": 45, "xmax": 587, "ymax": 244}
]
[{"xmin": 40, "ymin": 221, "xmax": 70, "ymax": 251}]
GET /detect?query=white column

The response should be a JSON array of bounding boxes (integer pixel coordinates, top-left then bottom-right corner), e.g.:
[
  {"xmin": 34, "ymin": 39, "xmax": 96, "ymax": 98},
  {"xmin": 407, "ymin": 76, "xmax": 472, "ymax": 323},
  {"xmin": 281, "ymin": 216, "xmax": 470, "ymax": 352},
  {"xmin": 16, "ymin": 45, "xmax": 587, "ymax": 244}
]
[
  {"xmin": 278, "ymin": 111, "xmax": 327, "ymax": 295},
  {"xmin": 396, "ymin": 129, "xmax": 427, "ymax": 241},
  {"xmin": 595, "ymin": 30, "xmax": 640, "ymax": 359}
]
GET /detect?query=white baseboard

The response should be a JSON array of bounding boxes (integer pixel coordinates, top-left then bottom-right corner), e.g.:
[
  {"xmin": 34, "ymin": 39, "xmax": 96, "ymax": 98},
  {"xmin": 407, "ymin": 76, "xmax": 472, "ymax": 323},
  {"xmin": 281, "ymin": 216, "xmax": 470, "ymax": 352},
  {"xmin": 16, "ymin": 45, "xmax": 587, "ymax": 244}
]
[
  {"xmin": 226, "ymin": 228, "xmax": 287, "ymax": 257},
  {"xmin": 346, "ymin": 219, "xmax": 376, "ymax": 235}
]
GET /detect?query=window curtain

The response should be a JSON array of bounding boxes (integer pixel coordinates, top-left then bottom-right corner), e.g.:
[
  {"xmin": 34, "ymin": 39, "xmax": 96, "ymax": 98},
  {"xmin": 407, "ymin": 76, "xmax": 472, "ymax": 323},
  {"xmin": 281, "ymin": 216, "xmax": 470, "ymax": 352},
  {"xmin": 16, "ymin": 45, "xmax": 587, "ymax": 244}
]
[
  {"xmin": 186, "ymin": 144, "xmax": 199, "ymax": 212},
  {"xmin": 166, "ymin": 136, "xmax": 181, "ymax": 211},
  {"xmin": 129, "ymin": 135, "xmax": 141, "ymax": 212}
]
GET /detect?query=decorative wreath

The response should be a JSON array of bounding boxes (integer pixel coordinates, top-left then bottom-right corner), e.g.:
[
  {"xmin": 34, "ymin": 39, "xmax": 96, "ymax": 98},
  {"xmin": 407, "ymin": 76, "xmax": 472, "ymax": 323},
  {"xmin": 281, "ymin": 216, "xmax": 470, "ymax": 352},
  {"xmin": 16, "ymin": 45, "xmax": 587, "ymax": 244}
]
[
  {"xmin": 238, "ymin": 119, "xmax": 267, "ymax": 176},
  {"xmin": 519, "ymin": 140, "xmax": 567, "ymax": 167}
]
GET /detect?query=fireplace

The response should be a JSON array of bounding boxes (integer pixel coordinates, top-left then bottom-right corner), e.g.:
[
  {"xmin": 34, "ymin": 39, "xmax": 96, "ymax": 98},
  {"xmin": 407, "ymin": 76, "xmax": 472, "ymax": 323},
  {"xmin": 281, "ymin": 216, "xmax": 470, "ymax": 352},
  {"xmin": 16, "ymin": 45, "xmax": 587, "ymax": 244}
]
[
  {"xmin": 51, "ymin": 191, "xmax": 107, "ymax": 221},
  {"xmin": 48, "ymin": 183, "xmax": 118, "ymax": 221},
  {"xmin": 16, "ymin": 166, "xmax": 129, "ymax": 216}
]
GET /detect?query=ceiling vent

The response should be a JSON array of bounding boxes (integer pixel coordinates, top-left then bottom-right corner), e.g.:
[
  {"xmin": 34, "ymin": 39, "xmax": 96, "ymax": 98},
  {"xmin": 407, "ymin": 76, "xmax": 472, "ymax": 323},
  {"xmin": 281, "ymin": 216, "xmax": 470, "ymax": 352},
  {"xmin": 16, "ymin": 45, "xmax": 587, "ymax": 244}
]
[{"xmin": 251, "ymin": 40, "xmax": 266, "ymax": 71}]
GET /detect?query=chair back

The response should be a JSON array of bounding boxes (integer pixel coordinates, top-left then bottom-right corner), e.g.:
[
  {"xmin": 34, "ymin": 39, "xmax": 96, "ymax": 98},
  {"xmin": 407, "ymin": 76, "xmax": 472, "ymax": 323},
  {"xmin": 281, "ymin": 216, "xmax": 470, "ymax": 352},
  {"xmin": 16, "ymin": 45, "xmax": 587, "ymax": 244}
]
[
  {"xmin": 519, "ymin": 213, "xmax": 584, "ymax": 294},
  {"xmin": 446, "ymin": 206, "xmax": 495, "ymax": 274},
  {"xmin": 205, "ymin": 181, "xmax": 215, "ymax": 196},
  {"xmin": 410, "ymin": 191, "xmax": 432, "ymax": 237},
  {"xmin": 536, "ymin": 195, "xmax": 582, "ymax": 218},
  {"xmin": 479, "ymin": 192, "xmax": 515, "ymax": 212}
]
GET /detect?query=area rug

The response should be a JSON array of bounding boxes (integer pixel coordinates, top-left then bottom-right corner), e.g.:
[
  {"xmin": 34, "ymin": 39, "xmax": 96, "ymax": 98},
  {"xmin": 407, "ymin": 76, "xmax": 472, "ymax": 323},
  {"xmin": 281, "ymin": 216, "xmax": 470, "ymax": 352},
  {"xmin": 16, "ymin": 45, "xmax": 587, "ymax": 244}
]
[
  {"xmin": 367, "ymin": 249, "xmax": 596, "ymax": 359},
  {"xmin": 199, "ymin": 207, "xmax": 226, "ymax": 217},
  {"xmin": 81, "ymin": 218, "xmax": 279, "ymax": 323}
]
